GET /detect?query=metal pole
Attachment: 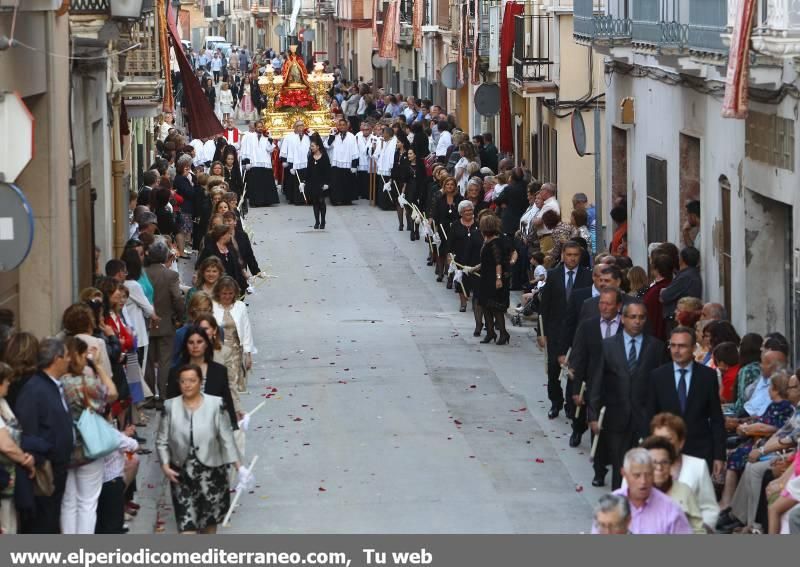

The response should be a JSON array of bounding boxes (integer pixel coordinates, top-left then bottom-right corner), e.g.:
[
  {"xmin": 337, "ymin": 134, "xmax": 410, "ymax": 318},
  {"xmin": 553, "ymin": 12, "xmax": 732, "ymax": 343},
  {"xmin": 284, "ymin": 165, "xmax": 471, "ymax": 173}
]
[{"xmin": 593, "ymin": 103, "xmax": 603, "ymax": 252}]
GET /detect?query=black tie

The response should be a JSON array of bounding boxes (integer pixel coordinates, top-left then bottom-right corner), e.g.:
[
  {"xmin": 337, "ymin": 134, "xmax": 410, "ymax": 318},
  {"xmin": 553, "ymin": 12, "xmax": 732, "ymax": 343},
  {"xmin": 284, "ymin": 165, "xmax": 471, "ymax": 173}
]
[
  {"xmin": 566, "ymin": 270, "xmax": 574, "ymax": 298},
  {"xmin": 627, "ymin": 338, "xmax": 638, "ymax": 371},
  {"xmin": 678, "ymin": 369, "xmax": 688, "ymax": 413}
]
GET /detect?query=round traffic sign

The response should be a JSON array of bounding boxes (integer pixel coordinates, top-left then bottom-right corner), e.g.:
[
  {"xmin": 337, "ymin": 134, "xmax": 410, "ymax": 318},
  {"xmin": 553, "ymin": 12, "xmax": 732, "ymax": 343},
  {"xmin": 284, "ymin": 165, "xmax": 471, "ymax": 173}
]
[
  {"xmin": 571, "ymin": 110, "xmax": 587, "ymax": 157},
  {"xmin": 0, "ymin": 183, "xmax": 34, "ymax": 271}
]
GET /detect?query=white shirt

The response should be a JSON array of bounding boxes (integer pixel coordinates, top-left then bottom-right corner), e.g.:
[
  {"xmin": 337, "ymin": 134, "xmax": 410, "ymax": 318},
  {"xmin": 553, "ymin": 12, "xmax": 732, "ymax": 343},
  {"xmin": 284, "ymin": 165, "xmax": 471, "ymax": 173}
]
[
  {"xmin": 520, "ymin": 204, "xmax": 539, "ymax": 234},
  {"xmin": 435, "ymin": 130, "xmax": 452, "ymax": 157},
  {"xmin": 324, "ymin": 131, "xmax": 360, "ymax": 169},
  {"xmin": 373, "ymin": 136, "xmax": 397, "ymax": 176},
  {"xmin": 455, "ymin": 157, "xmax": 469, "ymax": 196},
  {"xmin": 280, "ymin": 133, "xmax": 311, "ymax": 170},
  {"xmin": 219, "ymin": 89, "xmax": 234, "ymax": 109},
  {"xmin": 123, "ymin": 279, "xmax": 153, "ymax": 349},
  {"xmin": 241, "ymin": 132, "xmax": 275, "ymax": 168},
  {"xmin": 203, "ymin": 139, "xmax": 217, "ymax": 163},
  {"xmin": 535, "ymin": 196, "xmax": 561, "ymax": 236},
  {"xmin": 677, "ymin": 454, "xmax": 720, "ymax": 527},
  {"xmin": 355, "ymin": 132, "xmax": 373, "ymax": 171},
  {"xmin": 190, "ymin": 138, "xmax": 205, "ymax": 166}
]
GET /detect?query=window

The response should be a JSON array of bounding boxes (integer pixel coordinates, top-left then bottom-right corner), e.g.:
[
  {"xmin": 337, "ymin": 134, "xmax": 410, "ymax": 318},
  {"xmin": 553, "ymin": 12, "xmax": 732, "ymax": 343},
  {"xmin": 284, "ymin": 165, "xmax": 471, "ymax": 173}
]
[
  {"xmin": 745, "ymin": 111, "xmax": 795, "ymax": 171},
  {"xmin": 646, "ymin": 155, "xmax": 668, "ymax": 245},
  {"xmin": 540, "ymin": 123, "xmax": 558, "ymax": 183}
]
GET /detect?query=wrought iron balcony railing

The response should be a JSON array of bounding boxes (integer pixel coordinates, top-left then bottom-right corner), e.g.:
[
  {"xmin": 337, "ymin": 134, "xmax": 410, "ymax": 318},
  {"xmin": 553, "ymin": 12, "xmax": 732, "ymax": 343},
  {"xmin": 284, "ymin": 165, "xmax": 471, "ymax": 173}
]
[
  {"xmin": 70, "ymin": 0, "xmax": 110, "ymax": 14},
  {"xmin": 513, "ymin": 14, "xmax": 552, "ymax": 83},
  {"xmin": 687, "ymin": 0, "xmax": 727, "ymax": 54},
  {"xmin": 574, "ymin": 0, "xmax": 632, "ymax": 42}
]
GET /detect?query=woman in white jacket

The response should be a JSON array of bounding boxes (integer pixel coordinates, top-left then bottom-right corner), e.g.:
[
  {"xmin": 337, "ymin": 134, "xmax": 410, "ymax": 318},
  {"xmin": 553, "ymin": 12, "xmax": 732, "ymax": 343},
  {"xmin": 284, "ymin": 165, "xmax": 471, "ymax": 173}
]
[
  {"xmin": 218, "ymin": 83, "xmax": 234, "ymax": 121},
  {"xmin": 212, "ymin": 276, "xmax": 255, "ymax": 394}
]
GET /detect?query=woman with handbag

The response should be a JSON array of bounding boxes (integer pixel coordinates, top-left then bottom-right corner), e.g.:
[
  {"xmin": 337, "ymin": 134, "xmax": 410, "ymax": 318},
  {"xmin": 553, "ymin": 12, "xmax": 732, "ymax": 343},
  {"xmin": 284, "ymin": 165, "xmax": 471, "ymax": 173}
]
[
  {"xmin": 0, "ymin": 362, "xmax": 35, "ymax": 534},
  {"xmin": 60, "ymin": 337, "xmax": 118, "ymax": 534},
  {"xmin": 157, "ymin": 363, "xmax": 243, "ymax": 534}
]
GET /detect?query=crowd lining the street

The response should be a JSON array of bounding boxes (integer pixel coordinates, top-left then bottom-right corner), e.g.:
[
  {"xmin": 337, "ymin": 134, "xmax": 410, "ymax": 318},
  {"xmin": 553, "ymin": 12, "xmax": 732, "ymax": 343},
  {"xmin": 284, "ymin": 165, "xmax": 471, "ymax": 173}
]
[{"xmin": 0, "ymin": 42, "xmax": 797, "ymax": 536}]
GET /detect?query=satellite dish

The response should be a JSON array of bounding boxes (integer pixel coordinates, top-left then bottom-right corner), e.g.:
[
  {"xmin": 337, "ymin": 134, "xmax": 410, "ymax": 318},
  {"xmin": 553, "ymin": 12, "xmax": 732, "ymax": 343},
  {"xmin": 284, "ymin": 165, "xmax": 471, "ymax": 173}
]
[
  {"xmin": 474, "ymin": 83, "xmax": 500, "ymax": 116},
  {"xmin": 371, "ymin": 52, "xmax": 390, "ymax": 68},
  {"xmin": 274, "ymin": 24, "xmax": 285, "ymax": 37},
  {"xmin": 571, "ymin": 110, "xmax": 587, "ymax": 157},
  {"xmin": 441, "ymin": 62, "xmax": 463, "ymax": 90},
  {"xmin": 0, "ymin": 183, "xmax": 34, "ymax": 272},
  {"xmin": 304, "ymin": 29, "xmax": 315, "ymax": 42}
]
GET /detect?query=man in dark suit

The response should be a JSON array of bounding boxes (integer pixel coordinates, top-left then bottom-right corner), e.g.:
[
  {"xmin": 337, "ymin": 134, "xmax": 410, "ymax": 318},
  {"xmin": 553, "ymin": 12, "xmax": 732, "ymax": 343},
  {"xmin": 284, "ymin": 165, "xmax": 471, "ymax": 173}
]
[
  {"xmin": 144, "ymin": 240, "xmax": 185, "ymax": 404},
  {"xmin": 648, "ymin": 325, "xmax": 726, "ymax": 479},
  {"xmin": 570, "ymin": 287, "xmax": 624, "ymax": 485},
  {"xmin": 589, "ymin": 302, "xmax": 666, "ymax": 489},
  {"xmin": 538, "ymin": 241, "xmax": 592, "ymax": 418},
  {"xmin": 16, "ymin": 338, "xmax": 74, "ymax": 534}
]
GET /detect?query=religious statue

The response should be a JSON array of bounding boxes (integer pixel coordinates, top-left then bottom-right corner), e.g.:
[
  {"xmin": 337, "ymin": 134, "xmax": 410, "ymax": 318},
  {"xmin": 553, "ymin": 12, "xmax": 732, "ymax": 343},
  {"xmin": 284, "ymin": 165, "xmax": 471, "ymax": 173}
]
[{"xmin": 281, "ymin": 45, "xmax": 310, "ymax": 90}]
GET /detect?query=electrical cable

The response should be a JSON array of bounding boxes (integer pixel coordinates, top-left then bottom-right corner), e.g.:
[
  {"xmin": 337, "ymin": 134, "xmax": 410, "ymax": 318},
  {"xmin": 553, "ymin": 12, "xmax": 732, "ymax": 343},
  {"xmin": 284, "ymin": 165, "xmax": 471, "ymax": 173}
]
[{"xmin": 4, "ymin": 38, "xmax": 142, "ymax": 60}]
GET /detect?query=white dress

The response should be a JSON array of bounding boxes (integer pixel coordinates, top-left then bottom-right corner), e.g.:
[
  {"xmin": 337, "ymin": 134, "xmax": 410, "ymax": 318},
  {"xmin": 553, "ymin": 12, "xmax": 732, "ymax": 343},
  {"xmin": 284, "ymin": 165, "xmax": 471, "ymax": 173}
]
[{"xmin": 219, "ymin": 89, "xmax": 234, "ymax": 115}]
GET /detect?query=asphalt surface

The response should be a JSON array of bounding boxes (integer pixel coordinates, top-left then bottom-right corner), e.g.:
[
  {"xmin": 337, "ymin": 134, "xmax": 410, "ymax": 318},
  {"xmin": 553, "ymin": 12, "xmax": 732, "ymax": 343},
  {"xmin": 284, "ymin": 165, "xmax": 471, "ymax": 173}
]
[{"xmin": 132, "ymin": 197, "xmax": 605, "ymax": 534}]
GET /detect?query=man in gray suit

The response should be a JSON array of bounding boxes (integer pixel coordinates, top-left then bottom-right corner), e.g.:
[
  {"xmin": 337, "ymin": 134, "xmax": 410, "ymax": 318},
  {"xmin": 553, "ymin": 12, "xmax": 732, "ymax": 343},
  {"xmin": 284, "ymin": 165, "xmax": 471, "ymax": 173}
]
[
  {"xmin": 589, "ymin": 302, "xmax": 666, "ymax": 489},
  {"xmin": 144, "ymin": 240, "xmax": 184, "ymax": 404}
]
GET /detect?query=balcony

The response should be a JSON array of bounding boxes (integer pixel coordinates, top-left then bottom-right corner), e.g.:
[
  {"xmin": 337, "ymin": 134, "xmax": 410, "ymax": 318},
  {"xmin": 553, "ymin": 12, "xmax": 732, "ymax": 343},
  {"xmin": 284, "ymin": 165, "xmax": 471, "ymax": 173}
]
[
  {"xmin": 574, "ymin": 0, "xmax": 631, "ymax": 45},
  {"xmin": 687, "ymin": 0, "xmax": 727, "ymax": 56},
  {"xmin": 70, "ymin": 0, "xmax": 110, "ymax": 14},
  {"xmin": 317, "ymin": 0, "xmax": 335, "ymax": 16},
  {"xmin": 118, "ymin": 22, "xmax": 162, "ymax": 100},
  {"xmin": 631, "ymin": 0, "xmax": 688, "ymax": 51},
  {"xmin": 748, "ymin": 0, "xmax": 800, "ymax": 58},
  {"xmin": 510, "ymin": 14, "xmax": 556, "ymax": 98}
]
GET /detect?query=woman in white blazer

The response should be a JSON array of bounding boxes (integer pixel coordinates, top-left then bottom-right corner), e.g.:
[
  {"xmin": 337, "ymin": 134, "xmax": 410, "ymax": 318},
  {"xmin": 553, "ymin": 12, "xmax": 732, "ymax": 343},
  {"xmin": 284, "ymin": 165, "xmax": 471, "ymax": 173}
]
[
  {"xmin": 122, "ymin": 247, "xmax": 155, "ymax": 368},
  {"xmin": 212, "ymin": 276, "xmax": 255, "ymax": 394}
]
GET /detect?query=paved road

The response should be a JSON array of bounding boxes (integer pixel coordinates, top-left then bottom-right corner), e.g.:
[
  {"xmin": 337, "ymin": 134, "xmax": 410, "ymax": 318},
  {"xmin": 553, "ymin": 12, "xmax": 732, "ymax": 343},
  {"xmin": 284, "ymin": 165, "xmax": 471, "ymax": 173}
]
[{"xmin": 133, "ymin": 199, "xmax": 605, "ymax": 534}]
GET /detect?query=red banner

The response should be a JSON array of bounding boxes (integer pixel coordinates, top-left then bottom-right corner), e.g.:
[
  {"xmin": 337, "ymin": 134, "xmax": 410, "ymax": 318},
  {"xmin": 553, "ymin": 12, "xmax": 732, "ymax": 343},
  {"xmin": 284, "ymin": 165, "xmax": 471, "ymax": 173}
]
[
  {"xmin": 471, "ymin": 0, "xmax": 480, "ymax": 85},
  {"xmin": 722, "ymin": 0, "xmax": 756, "ymax": 119},
  {"xmin": 413, "ymin": 0, "xmax": 424, "ymax": 49},
  {"xmin": 499, "ymin": 2, "xmax": 523, "ymax": 154},
  {"xmin": 379, "ymin": 0, "xmax": 399, "ymax": 60}
]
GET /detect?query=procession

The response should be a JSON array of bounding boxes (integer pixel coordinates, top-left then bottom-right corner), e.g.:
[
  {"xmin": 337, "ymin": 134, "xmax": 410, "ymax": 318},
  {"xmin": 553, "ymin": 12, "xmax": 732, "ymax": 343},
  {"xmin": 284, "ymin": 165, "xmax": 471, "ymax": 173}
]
[{"xmin": 2, "ymin": 0, "xmax": 800, "ymax": 540}]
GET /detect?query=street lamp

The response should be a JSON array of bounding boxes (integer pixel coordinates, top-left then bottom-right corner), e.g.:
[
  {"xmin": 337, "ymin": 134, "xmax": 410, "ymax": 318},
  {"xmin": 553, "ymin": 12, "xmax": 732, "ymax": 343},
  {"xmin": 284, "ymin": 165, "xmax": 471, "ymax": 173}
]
[{"xmin": 109, "ymin": 0, "xmax": 145, "ymax": 20}]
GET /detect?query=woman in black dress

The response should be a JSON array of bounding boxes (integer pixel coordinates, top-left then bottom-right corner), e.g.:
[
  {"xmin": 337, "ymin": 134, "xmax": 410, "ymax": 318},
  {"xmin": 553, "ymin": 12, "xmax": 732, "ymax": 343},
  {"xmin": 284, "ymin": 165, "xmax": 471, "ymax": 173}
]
[
  {"xmin": 478, "ymin": 213, "xmax": 511, "ymax": 345},
  {"xmin": 222, "ymin": 147, "xmax": 244, "ymax": 201},
  {"xmin": 404, "ymin": 147, "xmax": 426, "ymax": 241},
  {"xmin": 204, "ymin": 77, "xmax": 216, "ymax": 110},
  {"xmin": 196, "ymin": 223, "xmax": 248, "ymax": 293},
  {"xmin": 430, "ymin": 176, "xmax": 463, "ymax": 284},
  {"xmin": 451, "ymin": 201, "xmax": 484, "ymax": 335},
  {"xmin": 391, "ymin": 134, "xmax": 411, "ymax": 232},
  {"xmin": 304, "ymin": 134, "xmax": 331, "ymax": 229}
]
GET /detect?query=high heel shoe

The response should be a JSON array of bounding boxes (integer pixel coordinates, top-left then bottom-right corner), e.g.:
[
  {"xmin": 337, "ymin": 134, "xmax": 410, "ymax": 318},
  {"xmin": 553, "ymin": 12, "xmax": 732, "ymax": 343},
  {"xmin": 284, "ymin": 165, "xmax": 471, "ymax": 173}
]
[
  {"xmin": 496, "ymin": 331, "xmax": 510, "ymax": 345},
  {"xmin": 314, "ymin": 222, "xmax": 320, "ymax": 229},
  {"xmin": 320, "ymin": 221, "xmax": 326, "ymax": 229},
  {"xmin": 473, "ymin": 325, "xmax": 483, "ymax": 337},
  {"xmin": 459, "ymin": 304, "xmax": 467, "ymax": 312},
  {"xmin": 398, "ymin": 223, "xmax": 404, "ymax": 231},
  {"xmin": 480, "ymin": 333, "xmax": 497, "ymax": 344}
]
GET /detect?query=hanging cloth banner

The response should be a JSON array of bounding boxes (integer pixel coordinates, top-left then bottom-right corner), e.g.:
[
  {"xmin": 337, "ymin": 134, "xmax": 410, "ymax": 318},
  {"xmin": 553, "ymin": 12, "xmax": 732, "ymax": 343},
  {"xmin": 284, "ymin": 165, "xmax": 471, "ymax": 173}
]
[
  {"xmin": 722, "ymin": 0, "xmax": 756, "ymax": 119},
  {"xmin": 157, "ymin": 0, "xmax": 174, "ymax": 113},
  {"xmin": 457, "ymin": 3, "xmax": 466, "ymax": 86},
  {"xmin": 412, "ymin": 0, "xmax": 424, "ymax": 49},
  {"xmin": 379, "ymin": 0, "xmax": 400, "ymax": 60},
  {"xmin": 372, "ymin": 0, "xmax": 380, "ymax": 48},
  {"xmin": 289, "ymin": 0, "xmax": 302, "ymax": 34},
  {"xmin": 166, "ymin": 2, "xmax": 223, "ymax": 138},
  {"xmin": 499, "ymin": 1, "xmax": 523, "ymax": 154},
  {"xmin": 471, "ymin": 0, "xmax": 480, "ymax": 85}
]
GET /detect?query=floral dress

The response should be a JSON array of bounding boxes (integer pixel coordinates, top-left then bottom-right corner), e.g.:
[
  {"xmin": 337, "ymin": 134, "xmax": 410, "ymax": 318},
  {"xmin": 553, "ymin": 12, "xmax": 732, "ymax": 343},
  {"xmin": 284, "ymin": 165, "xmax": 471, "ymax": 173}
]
[
  {"xmin": 727, "ymin": 399, "xmax": 795, "ymax": 472},
  {"xmin": 222, "ymin": 308, "xmax": 246, "ymax": 393}
]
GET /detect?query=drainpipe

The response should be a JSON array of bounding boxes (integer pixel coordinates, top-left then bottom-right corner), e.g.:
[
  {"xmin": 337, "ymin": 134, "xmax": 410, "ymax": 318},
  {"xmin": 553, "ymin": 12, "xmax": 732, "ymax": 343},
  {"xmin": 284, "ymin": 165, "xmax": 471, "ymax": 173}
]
[{"xmin": 111, "ymin": 98, "xmax": 126, "ymax": 259}]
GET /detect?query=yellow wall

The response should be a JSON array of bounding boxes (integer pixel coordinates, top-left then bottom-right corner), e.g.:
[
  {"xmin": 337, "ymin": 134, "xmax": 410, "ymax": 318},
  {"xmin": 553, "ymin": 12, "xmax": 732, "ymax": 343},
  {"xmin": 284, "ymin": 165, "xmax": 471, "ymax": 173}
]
[{"xmin": 545, "ymin": 14, "xmax": 606, "ymax": 221}]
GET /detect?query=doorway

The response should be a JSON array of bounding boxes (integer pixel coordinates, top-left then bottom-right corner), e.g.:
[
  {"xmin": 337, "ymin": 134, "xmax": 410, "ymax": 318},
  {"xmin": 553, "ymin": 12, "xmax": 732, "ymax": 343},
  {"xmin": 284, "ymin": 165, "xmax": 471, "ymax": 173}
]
[{"xmin": 744, "ymin": 189, "xmax": 792, "ymax": 351}]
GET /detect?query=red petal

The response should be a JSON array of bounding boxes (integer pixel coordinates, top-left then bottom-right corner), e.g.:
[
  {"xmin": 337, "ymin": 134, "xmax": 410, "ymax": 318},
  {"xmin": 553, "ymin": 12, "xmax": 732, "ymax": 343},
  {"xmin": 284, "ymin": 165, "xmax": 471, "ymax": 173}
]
[
  {"xmin": 453, "ymin": 419, "xmax": 463, "ymax": 425},
  {"xmin": 293, "ymin": 417, "xmax": 302, "ymax": 422},
  {"xmin": 469, "ymin": 385, "xmax": 477, "ymax": 389},
  {"xmin": 575, "ymin": 485, "xmax": 584, "ymax": 492},
  {"xmin": 318, "ymin": 487, "xmax": 327, "ymax": 492},
  {"xmin": 535, "ymin": 458, "xmax": 544, "ymax": 463}
]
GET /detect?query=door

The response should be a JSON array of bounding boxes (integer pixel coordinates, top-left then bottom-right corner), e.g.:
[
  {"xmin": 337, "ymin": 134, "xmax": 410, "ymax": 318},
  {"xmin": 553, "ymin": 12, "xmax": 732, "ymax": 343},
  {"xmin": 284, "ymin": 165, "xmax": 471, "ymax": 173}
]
[{"xmin": 646, "ymin": 155, "xmax": 668, "ymax": 244}]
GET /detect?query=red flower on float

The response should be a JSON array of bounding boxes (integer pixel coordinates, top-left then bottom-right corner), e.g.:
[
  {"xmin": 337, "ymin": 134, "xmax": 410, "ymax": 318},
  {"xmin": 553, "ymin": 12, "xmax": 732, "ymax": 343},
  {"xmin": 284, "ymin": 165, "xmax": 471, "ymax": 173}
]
[{"xmin": 276, "ymin": 89, "xmax": 320, "ymax": 111}]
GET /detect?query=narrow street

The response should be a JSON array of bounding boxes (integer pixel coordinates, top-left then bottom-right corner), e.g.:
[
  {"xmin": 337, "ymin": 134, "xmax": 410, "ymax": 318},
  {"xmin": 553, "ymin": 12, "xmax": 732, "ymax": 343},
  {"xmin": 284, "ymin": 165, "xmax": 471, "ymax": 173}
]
[{"xmin": 135, "ymin": 201, "xmax": 604, "ymax": 534}]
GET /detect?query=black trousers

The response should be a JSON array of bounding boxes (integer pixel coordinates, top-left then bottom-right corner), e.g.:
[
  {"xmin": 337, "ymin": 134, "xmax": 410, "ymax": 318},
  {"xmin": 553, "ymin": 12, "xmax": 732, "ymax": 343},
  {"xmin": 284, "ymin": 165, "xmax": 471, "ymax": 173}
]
[
  {"xmin": 357, "ymin": 171, "xmax": 370, "ymax": 199},
  {"xmin": 546, "ymin": 342, "xmax": 564, "ymax": 407},
  {"xmin": 20, "ymin": 465, "xmax": 67, "ymax": 534},
  {"xmin": 606, "ymin": 429, "xmax": 638, "ymax": 490},
  {"xmin": 95, "ymin": 477, "xmax": 126, "ymax": 534}
]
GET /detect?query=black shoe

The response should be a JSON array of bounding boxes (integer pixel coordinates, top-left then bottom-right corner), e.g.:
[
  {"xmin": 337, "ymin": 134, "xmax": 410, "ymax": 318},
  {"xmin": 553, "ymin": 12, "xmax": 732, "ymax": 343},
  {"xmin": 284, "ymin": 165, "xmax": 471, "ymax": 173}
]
[
  {"xmin": 569, "ymin": 431, "xmax": 583, "ymax": 447},
  {"xmin": 459, "ymin": 304, "xmax": 467, "ymax": 312},
  {"xmin": 547, "ymin": 404, "xmax": 560, "ymax": 419},
  {"xmin": 436, "ymin": 275, "xmax": 443, "ymax": 282},
  {"xmin": 410, "ymin": 232, "xmax": 415, "ymax": 241},
  {"xmin": 399, "ymin": 224, "xmax": 404, "ymax": 231},
  {"xmin": 480, "ymin": 333, "xmax": 497, "ymax": 344},
  {"xmin": 473, "ymin": 325, "xmax": 483, "ymax": 337},
  {"xmin": 591, "ymin": 475, "xmax": 605, "ymax": 487},
  {"xmin": 427, "ymin": 258, "xmax": 433, "ymax": 266},
  {"xmin": 446, "ymin": 275, "xmax": 454, "ymax": 290},
  {"xmin": 496, "ymin": 331, "xmax": 510, "ymax": 345},
  {"xmin": 314, "ymin": 222, "xmax": 320, "ymax": 229},
  {"xmin": 406, "ymin": 224, "xmax": 412, "ymax": 231},
  {"xmin": 320, "ymin": 222, "xmax": 326, "ymax": 229},
  {"xmin": 716, "ymin": 518, "xmax": 745, "ymax": 534}
]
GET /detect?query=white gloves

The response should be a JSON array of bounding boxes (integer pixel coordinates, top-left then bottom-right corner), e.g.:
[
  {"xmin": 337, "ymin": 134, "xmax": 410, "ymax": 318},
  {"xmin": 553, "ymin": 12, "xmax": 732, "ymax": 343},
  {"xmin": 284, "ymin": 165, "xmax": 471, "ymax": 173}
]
[
  {"xmin": 397, "ymin": 194, "xmax": 409, "ymax": 207},
  {"xmin": 236, "ymin": 465, "xmax": 256, "ymax": 492},
  {"xmin": 350, "ymin": 168, "xmax": 357, "ymax": 174},
  {"xmin": 383, "ymin": 182, "xmax": 392, "ymax": 192},
  {"xmin": 290, "ymin": 168, "xmax": 296, "ymax": 175},
  {"xmin": 244, "ymin": 164, "xmax": 251, "ymax": 171},
  {"xmin": 299, "ymin": 182, "xmax": 306, "ymax": 193},
  {"xmin": 432, "ymin": 233, "xmax": 442, "ymax": 246},
  {"xmin": 323, "ymin": 184, "xmax": 329, "ymax": 190},
  {"xmin": 238, "ymin": 413, "xmax": 251, "ymax": 431},
  {"xmin": 282, "ymin": 162, "xmax": 289, "ymax": 168}
]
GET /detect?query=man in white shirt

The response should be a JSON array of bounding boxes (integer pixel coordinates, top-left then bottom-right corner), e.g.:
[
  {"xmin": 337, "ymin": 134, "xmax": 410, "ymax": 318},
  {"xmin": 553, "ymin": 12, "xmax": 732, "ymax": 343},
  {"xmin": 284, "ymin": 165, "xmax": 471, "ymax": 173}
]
[
  {"xmin": 240, "ymin": 120, "xmax": 279, "ymax": 207},
  {"xmin": 280, "ymin": 120, "xmax": 311, "ymax": 205},
  {"xmin": 371, "ymin": 126, "xmax": 397, "ymax": 211},
  {"xmin": 435, "ymin": 122, "xmax": 452, "ymax": 163},
  {"xmin": 355, "ymin": 121, "xmax": 374, "ymax": 200},
  {"xmin": 202, "ymin": 137, "xmax": 217, "ymax": 167},
  {"xmin": 533, "ymin": 183, "xmax": 560, "ymax": 237},
  {"xmin": 324, "ymin": 118, "xmax": 360, "ymax": 206}
]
